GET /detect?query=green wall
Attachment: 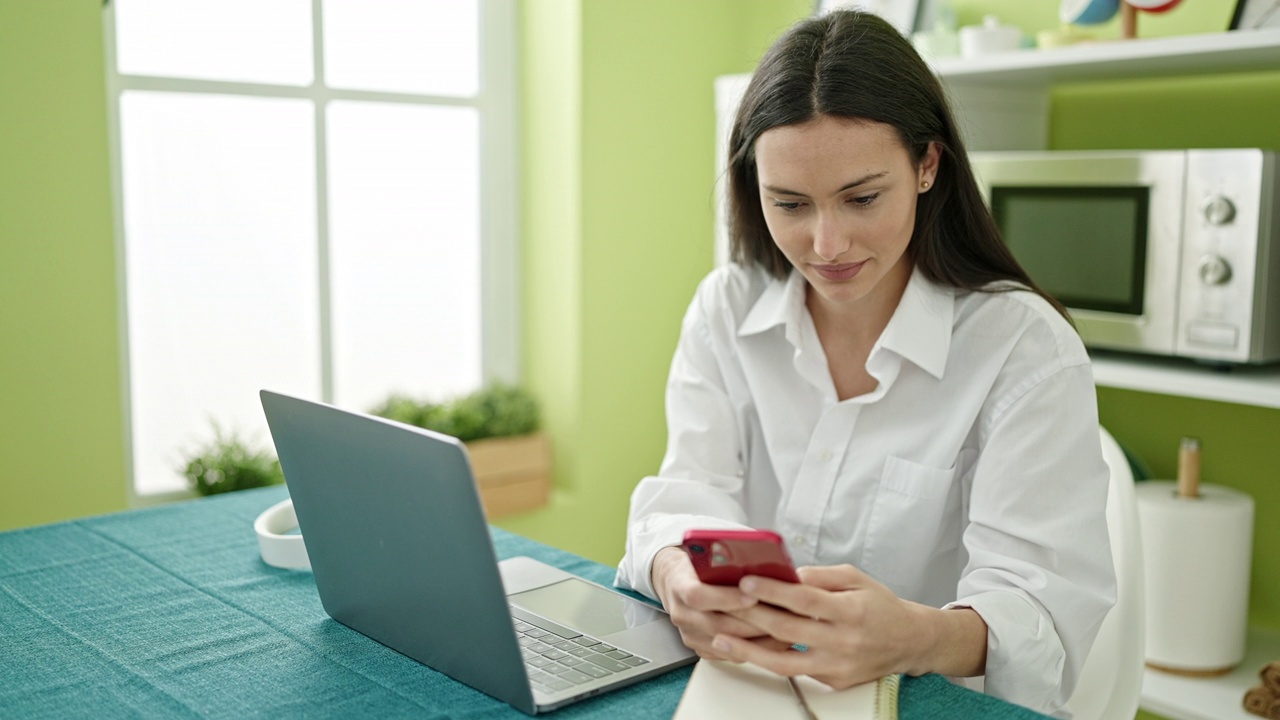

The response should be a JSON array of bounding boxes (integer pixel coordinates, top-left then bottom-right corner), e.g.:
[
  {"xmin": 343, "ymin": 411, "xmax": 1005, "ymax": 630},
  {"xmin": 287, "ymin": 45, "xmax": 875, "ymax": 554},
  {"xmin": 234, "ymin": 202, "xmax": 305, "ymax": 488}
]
[
  {"xmin": 499, "ymin": 0, "xmax": 812, "ymax": 560},
  {"xmin": 0, "ymin": 1, "xmax": 128, "ymax": 529}
]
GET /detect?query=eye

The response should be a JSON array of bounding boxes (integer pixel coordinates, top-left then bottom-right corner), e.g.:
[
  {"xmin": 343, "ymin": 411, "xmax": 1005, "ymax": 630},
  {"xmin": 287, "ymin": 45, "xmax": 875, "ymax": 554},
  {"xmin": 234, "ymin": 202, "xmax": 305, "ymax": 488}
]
[
  {"xmin": 849, "ymin": 192, "xmax": 881, "ymax": 207},
  {"xmin": 772, "ymin": 200, "xmax": 803, "ymax": 212}
]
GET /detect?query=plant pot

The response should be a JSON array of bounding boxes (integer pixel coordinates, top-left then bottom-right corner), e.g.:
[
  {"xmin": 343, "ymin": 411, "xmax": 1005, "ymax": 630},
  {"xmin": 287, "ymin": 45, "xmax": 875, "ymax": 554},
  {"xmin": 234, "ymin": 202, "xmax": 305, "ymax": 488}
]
[{"xmin": 464, "ymin": 432, "xmax": 552, "ymax": 518}]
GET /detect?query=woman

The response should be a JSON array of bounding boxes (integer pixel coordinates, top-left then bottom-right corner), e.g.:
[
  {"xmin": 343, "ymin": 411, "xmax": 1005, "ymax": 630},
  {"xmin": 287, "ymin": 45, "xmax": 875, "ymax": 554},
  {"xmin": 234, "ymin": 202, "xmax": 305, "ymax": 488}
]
[{"xmin": 615, "ymin": 10, "xmax": 1115, "ymax": 717}]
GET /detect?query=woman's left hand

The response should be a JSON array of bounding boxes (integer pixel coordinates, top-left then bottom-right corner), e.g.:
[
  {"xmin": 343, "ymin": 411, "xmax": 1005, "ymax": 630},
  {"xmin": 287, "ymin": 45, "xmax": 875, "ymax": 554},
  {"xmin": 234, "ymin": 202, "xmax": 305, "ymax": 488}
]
[{"xmin": 712, "ymin": 564, "xmax": 963, "ymax": 689}]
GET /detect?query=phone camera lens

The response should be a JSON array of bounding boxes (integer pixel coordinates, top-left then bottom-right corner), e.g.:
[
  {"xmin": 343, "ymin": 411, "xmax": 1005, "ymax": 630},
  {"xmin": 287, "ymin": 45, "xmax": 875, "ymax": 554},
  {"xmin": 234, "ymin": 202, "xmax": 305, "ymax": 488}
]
[{"xmin": 687, "ymin": 544, "xmax": 705, "ymax": 554}]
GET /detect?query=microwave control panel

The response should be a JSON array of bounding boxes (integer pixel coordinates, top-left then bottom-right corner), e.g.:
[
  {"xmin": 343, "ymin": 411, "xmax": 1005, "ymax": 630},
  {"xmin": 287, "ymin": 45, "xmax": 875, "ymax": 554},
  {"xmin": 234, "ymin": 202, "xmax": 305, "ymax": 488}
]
[{"xmin": 1177, "ymin": 149, "xmax": 1280, "ymax": 363}]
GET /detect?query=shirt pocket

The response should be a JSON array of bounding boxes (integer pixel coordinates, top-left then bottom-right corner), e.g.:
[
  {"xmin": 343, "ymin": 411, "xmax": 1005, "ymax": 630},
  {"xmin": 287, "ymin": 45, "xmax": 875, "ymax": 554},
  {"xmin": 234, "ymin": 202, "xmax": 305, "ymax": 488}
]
[{"xmin": 860, "ymin": 452, "xmax": 972, "ymax": 595}]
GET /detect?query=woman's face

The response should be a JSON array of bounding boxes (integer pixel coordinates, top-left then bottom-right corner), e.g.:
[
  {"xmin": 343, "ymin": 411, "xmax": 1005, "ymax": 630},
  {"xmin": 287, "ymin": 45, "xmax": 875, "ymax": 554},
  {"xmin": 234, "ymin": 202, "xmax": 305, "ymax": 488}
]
[{"xmin": 754, "ymin": 115, "xmax": 938, "ymax": 318}]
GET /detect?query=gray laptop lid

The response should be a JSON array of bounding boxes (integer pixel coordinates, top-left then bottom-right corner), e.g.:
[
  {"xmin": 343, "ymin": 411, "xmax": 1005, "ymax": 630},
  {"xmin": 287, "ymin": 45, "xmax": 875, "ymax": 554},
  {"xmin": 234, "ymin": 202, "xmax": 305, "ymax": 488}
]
[{"xmin": 260, "ymin": 390, "xmax": 536, "ymax": 712}]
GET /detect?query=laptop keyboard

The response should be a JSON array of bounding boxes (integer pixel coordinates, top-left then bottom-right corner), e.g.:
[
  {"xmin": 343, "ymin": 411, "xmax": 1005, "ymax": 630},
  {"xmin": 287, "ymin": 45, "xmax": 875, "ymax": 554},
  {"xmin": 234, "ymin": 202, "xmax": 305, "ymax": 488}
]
[{"xmin": 512, "ymin": 617, "xmax": 651, "ymax": 694}]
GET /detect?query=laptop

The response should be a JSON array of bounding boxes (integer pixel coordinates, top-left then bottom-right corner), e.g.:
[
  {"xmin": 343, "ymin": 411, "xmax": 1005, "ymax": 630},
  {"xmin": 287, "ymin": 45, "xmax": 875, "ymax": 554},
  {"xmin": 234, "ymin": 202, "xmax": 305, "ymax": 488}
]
[{"xmin": 258, "ymin": 390, "xmax": 696, "ymax": 714}]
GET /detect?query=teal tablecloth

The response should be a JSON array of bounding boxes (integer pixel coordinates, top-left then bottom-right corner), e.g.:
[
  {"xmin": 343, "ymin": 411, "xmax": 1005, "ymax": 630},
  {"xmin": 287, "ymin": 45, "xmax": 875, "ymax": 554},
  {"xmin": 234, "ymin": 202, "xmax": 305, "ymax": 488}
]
[{"xmin": 0, "ymin": 486, "xmax": 1049, "ymax": 719}]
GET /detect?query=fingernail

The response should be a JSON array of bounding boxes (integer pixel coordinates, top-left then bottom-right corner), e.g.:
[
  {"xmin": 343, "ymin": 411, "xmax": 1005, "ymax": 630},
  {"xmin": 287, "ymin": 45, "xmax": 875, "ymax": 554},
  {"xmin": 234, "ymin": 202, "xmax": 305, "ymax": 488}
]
[
  {"xmin": 739, "ymin": 594, "xmax": 757, "ymax": 608},
  {"xmin": 712, "ymin": 637, "xmax": 731, "ymax": 653},
  {"xmin": 740, "ymin": 577, "xmax": 758, "ymax": 593}
]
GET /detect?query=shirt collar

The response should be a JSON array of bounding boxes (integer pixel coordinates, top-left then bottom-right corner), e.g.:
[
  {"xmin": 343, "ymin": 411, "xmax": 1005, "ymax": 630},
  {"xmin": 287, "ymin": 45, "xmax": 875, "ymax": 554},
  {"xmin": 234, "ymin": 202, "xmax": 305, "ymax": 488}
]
[
  {"xmin": 876, "ymin": 267, "xmax": 953, "ymax": 380},
  {"xmin": 738, "ymin": 265, "xmax": 954, "ymax": 379},
  {"xmin": 738, "ymin": 268, "xmax": 807, "ymax": 347}
]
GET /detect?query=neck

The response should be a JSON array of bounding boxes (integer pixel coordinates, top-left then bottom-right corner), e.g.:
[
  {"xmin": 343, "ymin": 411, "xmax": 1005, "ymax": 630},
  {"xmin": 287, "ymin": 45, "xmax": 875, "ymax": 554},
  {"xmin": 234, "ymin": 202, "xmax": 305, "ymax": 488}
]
[{"xmin": 806, "ymin": 262, "xmax": 912, "ymax": 346}]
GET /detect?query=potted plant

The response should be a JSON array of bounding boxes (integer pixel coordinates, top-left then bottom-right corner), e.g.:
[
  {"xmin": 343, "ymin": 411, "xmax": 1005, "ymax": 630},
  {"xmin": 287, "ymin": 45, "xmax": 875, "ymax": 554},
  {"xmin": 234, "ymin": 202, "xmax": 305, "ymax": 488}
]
[
  {"xmin": 179, "ymin": 424, "xmax": 284, "ymax": 496},
  {"xmin": 369, "ymin": 384, "xmax": 551, "ymax": 518}
]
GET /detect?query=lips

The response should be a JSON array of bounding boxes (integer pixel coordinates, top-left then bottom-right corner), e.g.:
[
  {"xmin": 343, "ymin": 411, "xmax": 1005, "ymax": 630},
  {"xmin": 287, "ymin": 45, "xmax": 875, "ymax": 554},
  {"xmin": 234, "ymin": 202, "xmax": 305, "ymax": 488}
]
[{"xmin": 811, "ymin": 260, "xmax": 866, "ymax": 282}]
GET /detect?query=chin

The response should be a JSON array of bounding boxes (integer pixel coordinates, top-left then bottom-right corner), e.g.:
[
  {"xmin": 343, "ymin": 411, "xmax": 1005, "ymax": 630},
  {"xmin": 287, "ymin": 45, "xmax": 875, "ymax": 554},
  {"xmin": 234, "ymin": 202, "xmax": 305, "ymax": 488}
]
[{"xmin": 808, "ymin": 276, "xmax": 874, "ymax": 304}]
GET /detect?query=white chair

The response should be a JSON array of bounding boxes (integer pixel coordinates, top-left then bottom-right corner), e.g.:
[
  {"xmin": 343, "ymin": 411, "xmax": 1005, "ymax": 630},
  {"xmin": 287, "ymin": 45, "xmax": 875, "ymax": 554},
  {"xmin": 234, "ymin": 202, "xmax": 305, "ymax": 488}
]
[{"xmin": 1066, "ymin": 426, "xmax": 1146, "ymax": 720}]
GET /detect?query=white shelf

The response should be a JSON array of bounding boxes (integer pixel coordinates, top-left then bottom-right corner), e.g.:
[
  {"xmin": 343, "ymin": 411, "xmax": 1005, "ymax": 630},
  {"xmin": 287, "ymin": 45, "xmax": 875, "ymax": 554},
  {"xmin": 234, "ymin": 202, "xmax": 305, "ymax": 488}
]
[
  {"xmin": 933, "ymin": 27, "xmax": 1280, "ymax": 89},
  {"xmin": 1091, "ymin": 353, "xmax": 1280, "ymax": 409},
  {"xmin": 931, "ymin": 28, "xmax": 1280, "ymax": 151},
  {"xmin": 1141, "ymin": 626, "xmax": 1280, "ymax": 720}
]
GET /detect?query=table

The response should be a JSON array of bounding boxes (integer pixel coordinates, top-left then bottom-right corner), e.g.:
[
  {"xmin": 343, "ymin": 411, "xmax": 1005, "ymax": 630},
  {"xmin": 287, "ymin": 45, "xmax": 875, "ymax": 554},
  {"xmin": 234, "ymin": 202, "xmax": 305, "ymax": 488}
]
[{"xmin": 0, "ymin": 485, "xmax": 1049, "ymax": 719}]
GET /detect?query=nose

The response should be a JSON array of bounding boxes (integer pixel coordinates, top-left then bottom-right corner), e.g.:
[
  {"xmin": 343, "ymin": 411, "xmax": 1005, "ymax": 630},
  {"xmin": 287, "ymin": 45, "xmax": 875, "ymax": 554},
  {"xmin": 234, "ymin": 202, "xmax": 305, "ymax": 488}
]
[{"xmin": 812, "ymin": 210, "xmax": 851, "ymax": 262}]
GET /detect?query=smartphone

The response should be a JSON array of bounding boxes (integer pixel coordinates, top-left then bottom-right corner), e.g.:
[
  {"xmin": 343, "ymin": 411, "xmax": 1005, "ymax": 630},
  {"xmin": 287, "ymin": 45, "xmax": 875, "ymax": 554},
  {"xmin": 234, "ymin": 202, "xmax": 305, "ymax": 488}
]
[{"xmin": 681, "ymin": 529, "xmax": 800, "ymax": 585}]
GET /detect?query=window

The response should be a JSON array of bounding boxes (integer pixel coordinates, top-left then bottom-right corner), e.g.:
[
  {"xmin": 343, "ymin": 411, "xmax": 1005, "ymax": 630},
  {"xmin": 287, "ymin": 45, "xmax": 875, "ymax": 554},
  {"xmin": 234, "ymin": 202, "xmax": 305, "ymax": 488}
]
[{"xmin": 104, "ymin": 0, "xmax": 518, "ymax": 497}]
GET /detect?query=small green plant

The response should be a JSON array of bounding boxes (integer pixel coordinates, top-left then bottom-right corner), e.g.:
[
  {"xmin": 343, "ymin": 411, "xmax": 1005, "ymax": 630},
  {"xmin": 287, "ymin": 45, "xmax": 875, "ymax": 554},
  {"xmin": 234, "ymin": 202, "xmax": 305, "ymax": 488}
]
[
  {"xmin": 369, "ymin": 383, "xmax": 540, "ymax": 442},
  {"xmin": 179, "ymin": 424, "xmax": 284, "ymax": 496}
]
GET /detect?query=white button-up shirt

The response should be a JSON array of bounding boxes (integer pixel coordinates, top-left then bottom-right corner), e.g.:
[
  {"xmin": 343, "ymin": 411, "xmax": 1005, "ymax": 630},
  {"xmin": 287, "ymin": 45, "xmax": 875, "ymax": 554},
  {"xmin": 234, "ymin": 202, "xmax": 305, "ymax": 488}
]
[{"xmin": 616, "ymin": 264, "xmax": 1115, "ymax": 717}]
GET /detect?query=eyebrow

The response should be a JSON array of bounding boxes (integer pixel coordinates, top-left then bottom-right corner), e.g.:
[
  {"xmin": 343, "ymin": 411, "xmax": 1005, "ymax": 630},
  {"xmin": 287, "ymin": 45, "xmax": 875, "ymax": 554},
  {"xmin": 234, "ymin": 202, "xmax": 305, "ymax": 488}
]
[{"xmin": 762, "ymin": 170, "xmax": 891, "ymax": 197}]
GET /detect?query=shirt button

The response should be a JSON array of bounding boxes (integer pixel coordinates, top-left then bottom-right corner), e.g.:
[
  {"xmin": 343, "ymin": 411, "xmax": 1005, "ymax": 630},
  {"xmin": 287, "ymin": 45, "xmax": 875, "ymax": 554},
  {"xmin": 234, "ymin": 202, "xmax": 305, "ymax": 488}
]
[
  {"xmin": 792, "ymin": 536, "xmax": 807, "ymax": 547},
  {"xmin": 820, "ymin": 450, "xmax": 832, "ymax": 462}
]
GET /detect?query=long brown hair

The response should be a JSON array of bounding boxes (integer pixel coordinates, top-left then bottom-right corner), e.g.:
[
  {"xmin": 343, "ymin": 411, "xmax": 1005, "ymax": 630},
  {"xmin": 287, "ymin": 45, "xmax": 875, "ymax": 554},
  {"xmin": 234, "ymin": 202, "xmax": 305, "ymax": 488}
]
[{"xmin": 726, "ymin": 10, "xmax": 1069, "ymax": 320}]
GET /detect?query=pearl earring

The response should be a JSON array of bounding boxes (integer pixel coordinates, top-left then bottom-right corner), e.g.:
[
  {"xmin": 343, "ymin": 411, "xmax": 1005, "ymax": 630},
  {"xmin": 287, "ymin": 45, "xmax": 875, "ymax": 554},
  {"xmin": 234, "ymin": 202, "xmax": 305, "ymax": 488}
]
[{"xmin": 921, "ymin": 180, "xmax": 931, "ymax": 190}]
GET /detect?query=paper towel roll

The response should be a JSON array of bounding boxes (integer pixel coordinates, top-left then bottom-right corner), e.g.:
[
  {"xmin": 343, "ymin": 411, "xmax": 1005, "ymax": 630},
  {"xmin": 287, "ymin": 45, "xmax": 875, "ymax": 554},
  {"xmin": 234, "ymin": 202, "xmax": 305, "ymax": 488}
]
[{"xmin": 1136, "ymin": 481, "xmax": 1254, "ymax": 674}]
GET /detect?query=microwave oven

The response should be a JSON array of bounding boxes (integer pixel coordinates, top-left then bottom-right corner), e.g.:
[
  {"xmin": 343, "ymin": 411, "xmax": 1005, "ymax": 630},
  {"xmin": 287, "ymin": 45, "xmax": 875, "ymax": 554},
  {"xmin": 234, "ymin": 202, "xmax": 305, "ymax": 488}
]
[{"xmin": 970, "ymin": 149, "xmax": 1280, "ymax": 365}]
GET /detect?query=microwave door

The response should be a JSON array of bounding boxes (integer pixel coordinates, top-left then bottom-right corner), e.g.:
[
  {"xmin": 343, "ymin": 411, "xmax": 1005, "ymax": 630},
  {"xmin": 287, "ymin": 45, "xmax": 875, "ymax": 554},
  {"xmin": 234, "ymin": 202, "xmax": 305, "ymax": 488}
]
[{"xmin": 971, "ymin": 151, "xmax": 1187, "ymax": 357}]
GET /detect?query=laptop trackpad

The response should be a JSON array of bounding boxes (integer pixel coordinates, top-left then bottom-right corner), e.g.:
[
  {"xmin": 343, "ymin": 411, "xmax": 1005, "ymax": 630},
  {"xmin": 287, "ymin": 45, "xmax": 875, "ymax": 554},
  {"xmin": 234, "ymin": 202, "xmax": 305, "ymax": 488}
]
[
  {"xmin": 501, "ymin": 556, "xmax": 694, "ymax": 667},
  {"xmin": 509, "ymin": 576, "xmax": 666, "ymax": 636}
]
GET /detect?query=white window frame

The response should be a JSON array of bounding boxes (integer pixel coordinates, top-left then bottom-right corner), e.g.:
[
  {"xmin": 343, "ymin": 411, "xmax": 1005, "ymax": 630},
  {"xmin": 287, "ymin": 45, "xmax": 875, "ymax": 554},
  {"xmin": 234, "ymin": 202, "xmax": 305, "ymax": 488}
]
[{"xmin": 103, "ymin": 0, "xmax": 520, "ymax": 505}]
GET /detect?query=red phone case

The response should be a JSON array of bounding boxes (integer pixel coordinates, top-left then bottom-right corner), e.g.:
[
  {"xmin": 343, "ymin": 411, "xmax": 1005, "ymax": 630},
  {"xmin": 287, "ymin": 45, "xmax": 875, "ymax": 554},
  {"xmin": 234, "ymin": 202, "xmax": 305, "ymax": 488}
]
[{"xmin": 681, "ymin": 529, "xmax": 800, "ymax": 585}]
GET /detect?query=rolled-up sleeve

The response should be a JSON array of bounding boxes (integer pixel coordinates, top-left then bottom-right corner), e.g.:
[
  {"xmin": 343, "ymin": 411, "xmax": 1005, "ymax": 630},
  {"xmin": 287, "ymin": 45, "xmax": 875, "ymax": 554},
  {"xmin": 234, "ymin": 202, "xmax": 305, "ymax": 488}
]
[
  {"xmin": 615, "ymin": 285, "xmax": 754, "ymax": 600},
  {"xmin": 948, "ymin": 362, "xmax": 1116, "ymax": 716}
]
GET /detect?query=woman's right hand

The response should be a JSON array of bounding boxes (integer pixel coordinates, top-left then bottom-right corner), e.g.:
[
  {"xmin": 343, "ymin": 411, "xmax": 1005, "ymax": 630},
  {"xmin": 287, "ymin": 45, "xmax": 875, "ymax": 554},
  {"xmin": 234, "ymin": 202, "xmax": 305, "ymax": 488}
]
[{"xmin": 650, "ymin": 545, "xmax": 774, "ymax": 659}]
